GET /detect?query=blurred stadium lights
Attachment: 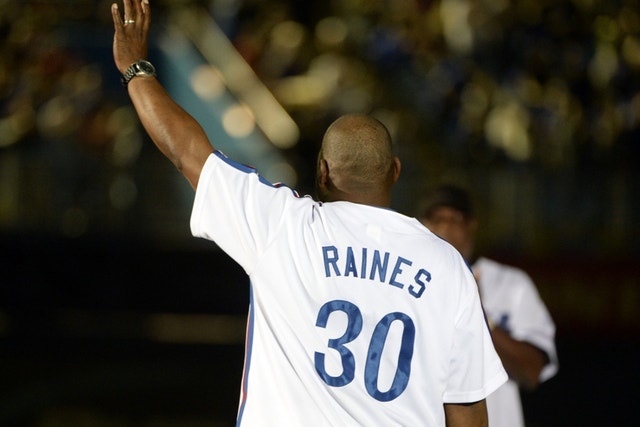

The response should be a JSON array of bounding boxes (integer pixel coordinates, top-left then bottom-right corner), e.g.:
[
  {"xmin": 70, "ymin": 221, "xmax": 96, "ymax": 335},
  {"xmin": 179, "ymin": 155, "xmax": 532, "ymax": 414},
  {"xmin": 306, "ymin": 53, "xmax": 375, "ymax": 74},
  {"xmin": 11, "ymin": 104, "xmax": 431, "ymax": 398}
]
[
  {"xmin": 172, "ymin": 6, "xmax": 300, "ymax": 150},
  {"xmin": 155, "ymin": 8, "xmax": 299, "ymax": 186}
]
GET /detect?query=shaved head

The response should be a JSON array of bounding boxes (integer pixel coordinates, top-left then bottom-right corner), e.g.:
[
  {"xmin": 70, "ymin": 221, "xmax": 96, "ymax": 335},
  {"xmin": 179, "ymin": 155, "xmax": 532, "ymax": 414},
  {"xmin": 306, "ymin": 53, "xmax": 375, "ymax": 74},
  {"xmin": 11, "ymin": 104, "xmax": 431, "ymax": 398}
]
[{"xmin": 316, "ymin": 114, "xmax": 400, "ymax": 205}]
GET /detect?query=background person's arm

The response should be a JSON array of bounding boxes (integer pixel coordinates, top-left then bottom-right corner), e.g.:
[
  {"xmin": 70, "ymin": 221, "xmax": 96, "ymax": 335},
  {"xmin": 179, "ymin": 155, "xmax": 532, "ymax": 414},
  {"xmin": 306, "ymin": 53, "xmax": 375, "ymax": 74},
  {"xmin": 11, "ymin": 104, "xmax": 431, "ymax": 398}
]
[
  {"xmin": 489, "ymin": 327, "xmax": 549, "ymax": 390},
  {"xmin": 444, "ymin": 400, "xmax": 488, "ymax": 427}
]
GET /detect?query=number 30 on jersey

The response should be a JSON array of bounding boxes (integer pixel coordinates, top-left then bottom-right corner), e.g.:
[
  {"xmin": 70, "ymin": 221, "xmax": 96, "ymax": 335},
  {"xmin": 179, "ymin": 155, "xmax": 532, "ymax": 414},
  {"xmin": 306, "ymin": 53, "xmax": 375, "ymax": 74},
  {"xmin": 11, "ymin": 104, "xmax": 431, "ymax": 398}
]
[{"xmin": 314, "ymin": 299, "xmax": 416, "ymax": 402}]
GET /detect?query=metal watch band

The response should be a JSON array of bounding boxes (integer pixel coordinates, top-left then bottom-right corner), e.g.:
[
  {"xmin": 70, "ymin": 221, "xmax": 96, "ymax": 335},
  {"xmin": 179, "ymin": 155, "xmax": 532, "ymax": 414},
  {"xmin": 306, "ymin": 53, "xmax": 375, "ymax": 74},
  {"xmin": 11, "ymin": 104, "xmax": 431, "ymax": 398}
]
[{"xmin": 120, "ymin": 60, "xmax": 156, "ymax": 87}]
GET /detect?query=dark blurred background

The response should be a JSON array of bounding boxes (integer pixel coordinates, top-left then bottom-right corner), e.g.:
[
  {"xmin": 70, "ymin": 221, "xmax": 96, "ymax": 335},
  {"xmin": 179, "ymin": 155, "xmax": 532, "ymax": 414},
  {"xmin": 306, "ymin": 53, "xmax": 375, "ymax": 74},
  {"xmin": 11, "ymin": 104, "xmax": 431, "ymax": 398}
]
[{"xmin": 1, "ymin": 0, "xmax": 638, "ymax": 426}]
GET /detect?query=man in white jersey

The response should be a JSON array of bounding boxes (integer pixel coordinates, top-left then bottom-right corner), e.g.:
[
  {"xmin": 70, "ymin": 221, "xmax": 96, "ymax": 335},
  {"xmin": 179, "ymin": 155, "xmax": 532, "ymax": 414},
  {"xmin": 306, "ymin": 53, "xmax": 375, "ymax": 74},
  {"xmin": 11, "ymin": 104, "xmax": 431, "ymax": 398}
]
[
  {"xmin": 111, "ymin": 1, "xmax": 507, "ymax": 425},
  {"xmin": 418, "ymin": 184, "xmax": 559, "ymax": 427}
]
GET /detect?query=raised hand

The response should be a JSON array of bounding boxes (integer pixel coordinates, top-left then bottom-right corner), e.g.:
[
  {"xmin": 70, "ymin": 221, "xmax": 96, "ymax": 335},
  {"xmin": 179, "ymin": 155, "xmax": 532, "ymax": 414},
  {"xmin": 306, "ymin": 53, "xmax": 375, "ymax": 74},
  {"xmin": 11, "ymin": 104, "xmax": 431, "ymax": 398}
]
[{"xmin": 111, "ymin": 0, "xmax": 151, "ymax": 74}]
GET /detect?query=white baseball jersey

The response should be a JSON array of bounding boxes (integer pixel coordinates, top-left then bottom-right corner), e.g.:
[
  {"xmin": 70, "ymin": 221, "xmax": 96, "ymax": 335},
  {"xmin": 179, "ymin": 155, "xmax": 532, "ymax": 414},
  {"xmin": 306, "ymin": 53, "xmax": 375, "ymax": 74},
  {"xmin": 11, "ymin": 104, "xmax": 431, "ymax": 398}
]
[
  {"xmin": 472, "ymin": 257, "xmax": 559, "ymax": 427},
  {"xmin": 190, "ymin": 151, "xmax": 508, "ymax": 426}
]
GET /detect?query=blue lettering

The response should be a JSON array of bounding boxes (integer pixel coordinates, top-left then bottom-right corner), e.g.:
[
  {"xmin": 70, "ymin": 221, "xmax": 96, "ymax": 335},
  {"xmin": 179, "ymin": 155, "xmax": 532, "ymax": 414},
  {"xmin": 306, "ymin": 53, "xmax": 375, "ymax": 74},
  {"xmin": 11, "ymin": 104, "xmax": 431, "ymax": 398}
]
[
  {"xmin": 389, "ymin": 257, "xmax": 412, "ymax": 289},
  {"xmin": 369, "ymin": 250, "xmax": 389, "ymax": 282},
  {"xmin": 409, "ymin": 269, "xmax": 430, "ymax": 298},
  {"xmin": 322, "ymin": 246, "xmax": 428, "ymax": 300},
  {"xmin": 323, "ymin": 246, "xmax": 341, "ymax": 277},
  {"xmin": 345, "ymin": 246, "xmax": 358, "ymax": 277}
]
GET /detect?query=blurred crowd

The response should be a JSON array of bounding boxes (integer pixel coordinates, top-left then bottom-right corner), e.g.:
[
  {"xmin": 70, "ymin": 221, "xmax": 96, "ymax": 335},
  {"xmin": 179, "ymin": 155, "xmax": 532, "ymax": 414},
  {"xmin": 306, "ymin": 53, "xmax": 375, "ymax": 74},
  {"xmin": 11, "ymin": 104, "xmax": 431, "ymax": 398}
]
[
  {"xmin": 1, "ymin": 0, "xmax": 638, "ymax": 255},
  {"xmin": 226, "ymin": 0, "xmax": 640, "ymax": 165}
]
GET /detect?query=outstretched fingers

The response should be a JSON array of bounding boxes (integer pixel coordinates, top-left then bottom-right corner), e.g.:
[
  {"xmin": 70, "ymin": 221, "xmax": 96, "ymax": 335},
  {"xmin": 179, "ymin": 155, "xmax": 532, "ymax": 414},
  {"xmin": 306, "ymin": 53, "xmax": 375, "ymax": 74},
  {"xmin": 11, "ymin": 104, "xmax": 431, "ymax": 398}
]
[
  {"xmin": 122, "ymin": 0, "xmax": 135, "ymax": 23},
  {"xmin": 111, "ymin": 2, "xmax": 123, "ymax": 28},
  {"xmin": 142, "ymin": 0, "xmax": 151, "ymax": 33},
  {"xmin": 111, "ymin": 0, "xmax": 150, "ymax": 29},
  {"xmin": 111, "ymin": 1, "xmax": 152, "ymax": 73}
]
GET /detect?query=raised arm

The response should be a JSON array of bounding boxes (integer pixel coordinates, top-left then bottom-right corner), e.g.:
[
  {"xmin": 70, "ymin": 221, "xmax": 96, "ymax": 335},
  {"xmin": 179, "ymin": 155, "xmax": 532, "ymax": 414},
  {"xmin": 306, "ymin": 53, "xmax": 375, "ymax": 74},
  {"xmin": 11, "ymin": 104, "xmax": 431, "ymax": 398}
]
[{"xmin": 111, "ymin": 0, "xmax": 213, "ymax": 189}]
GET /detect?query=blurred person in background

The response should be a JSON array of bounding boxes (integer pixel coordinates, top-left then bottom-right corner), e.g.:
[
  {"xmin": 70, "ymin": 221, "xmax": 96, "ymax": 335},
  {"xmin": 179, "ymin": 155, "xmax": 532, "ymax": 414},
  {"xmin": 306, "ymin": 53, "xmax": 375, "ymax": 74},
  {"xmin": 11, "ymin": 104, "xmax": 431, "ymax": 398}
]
[{"xmin": 418, "ymin": 184, "xmax": 559, "ymax": 427}]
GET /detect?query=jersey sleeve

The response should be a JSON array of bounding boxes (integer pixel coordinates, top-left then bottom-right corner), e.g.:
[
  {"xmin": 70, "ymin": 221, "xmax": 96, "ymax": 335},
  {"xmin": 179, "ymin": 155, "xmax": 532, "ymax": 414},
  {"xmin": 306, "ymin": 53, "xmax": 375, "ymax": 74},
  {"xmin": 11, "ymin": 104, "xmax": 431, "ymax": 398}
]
[
  {"xmin": 190, "ymin": 151, "xmax": 302, "ymax": 273},
  {"xmin": 443, "ymin": 264, "xmax": 508, "ymax": 403}
]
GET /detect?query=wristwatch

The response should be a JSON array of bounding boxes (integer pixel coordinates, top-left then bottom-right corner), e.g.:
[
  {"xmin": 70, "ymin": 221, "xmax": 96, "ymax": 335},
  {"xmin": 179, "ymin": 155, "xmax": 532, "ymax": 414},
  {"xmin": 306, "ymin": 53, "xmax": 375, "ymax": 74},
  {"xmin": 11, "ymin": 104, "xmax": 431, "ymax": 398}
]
[{"xmin": 121, "ymin": 59, "xmax": 157, "ymax": 87}]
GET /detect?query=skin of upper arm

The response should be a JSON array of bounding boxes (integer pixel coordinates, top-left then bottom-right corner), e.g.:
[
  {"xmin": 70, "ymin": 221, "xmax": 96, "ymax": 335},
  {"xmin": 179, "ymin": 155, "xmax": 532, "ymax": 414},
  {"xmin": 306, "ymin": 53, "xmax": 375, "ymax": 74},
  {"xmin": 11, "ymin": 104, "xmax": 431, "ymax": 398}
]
[
  {"xmin": 127, "ymin": 78, "xmax": 214, "ymax": 190},
  {"xmin": 444, "ymin": 400, "xmax": 488, "ymax": 427}
]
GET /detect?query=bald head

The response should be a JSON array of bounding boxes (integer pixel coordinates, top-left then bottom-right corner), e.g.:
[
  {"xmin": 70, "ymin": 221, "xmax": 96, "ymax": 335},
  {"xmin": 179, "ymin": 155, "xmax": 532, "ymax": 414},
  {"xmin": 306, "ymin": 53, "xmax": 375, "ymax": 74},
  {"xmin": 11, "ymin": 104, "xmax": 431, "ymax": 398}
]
[{"xmin": 316, "ymin": 114, "xmax": 401, "ymax": 206}]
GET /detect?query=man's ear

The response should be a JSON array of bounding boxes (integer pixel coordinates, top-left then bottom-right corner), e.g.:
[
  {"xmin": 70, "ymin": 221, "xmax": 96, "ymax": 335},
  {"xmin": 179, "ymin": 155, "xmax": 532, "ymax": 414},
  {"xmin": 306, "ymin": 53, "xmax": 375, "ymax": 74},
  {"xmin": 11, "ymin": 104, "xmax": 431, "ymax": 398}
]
[
  {"xmin": 316, "ymin": 158, "xmax": 333, "ymax": 202},
  {"xmin": 319, "ymin": 158, "xmax": 329, "ymax": 185},
  {"xmin": 392, "ymin": 156, "xmax": 401, "ymax": 183}
]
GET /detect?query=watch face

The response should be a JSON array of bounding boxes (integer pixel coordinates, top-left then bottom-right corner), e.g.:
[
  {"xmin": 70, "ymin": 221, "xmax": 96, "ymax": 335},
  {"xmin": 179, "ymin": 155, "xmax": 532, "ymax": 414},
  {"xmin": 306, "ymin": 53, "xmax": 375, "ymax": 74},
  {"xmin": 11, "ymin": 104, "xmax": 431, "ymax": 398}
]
[{"xmin": 138, "ymin": 61, "xmax": 155, "ymax": 74}]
